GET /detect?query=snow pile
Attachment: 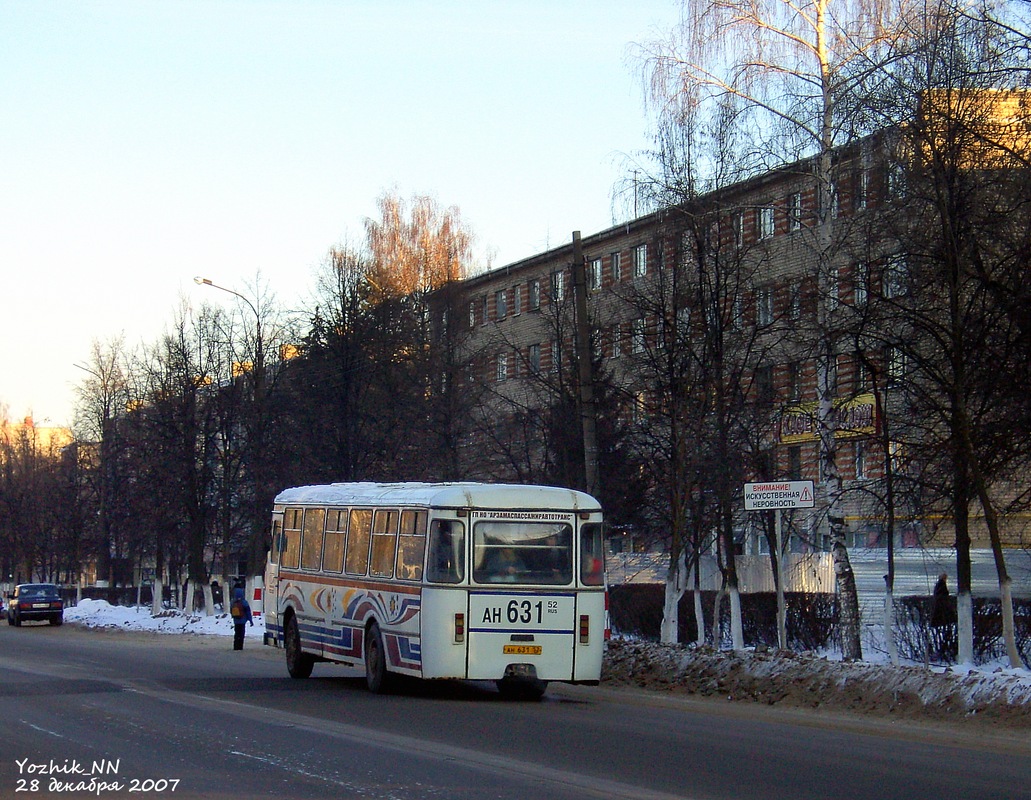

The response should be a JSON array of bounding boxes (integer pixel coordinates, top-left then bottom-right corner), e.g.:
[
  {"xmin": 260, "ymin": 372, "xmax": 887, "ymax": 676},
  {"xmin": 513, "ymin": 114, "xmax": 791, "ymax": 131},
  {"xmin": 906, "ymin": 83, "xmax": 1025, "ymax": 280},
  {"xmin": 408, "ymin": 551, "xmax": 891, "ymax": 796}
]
[
  {"xmin": 603, "ymin": 638, "xmax": 1031, "ymax": 727},
  {"xmin": 64, "ymin": 598, "xmax": 265, "ymax": 637}
]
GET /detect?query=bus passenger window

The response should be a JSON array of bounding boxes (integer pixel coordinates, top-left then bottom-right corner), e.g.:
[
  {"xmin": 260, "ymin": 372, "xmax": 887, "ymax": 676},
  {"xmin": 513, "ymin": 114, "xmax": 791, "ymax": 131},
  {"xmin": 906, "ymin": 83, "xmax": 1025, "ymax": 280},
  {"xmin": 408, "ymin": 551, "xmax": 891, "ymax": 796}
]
[
  {"xmin": 300, "ymin": 508, "xmax": 326, "ymax": 571},
  {"xmin": 345, "ymin": 509, "xmax": 372, "ymax": 575},
  {"xmin": 580, "ymin": 523, "xmax": 605, "ymax": 585},
  {"xmin": 322, "ymin": 510, "xmax": 347, "ymax": 573},
  {"xmin": 281, "ymin": 508, "xmax": 302, "ymax": 569},
  {"xmin": 395, "ymin": 510, "xmax": 426, "ymax": 581},
  {"xmin": 370, "ymin": 510, "xmax": 399, "ymax": 578},
  {"xmin": 426, "ymin": 520, "xmax": 464, "ymax": 584}
]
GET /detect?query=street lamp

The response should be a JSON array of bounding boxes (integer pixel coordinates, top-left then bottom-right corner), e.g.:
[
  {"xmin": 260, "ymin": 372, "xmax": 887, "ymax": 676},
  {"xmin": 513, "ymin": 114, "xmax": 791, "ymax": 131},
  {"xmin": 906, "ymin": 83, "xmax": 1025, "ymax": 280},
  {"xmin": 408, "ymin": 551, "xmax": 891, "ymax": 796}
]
[
  {"xmin": 193, "ymin": 275, "xmax": 268, "ymax": 589},
  {"xmin": 193, "ymin": 276, "xmax": 259, "ymax": 320}
]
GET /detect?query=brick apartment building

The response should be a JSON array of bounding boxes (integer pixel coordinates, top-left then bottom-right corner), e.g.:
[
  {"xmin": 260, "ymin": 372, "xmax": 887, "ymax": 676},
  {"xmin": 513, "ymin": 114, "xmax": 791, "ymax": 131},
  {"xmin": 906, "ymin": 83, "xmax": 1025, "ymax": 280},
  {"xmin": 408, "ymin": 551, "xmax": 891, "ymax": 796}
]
[{"xmin": 431, "ymin": 128, "xmax": 1030, "ymax": 559}]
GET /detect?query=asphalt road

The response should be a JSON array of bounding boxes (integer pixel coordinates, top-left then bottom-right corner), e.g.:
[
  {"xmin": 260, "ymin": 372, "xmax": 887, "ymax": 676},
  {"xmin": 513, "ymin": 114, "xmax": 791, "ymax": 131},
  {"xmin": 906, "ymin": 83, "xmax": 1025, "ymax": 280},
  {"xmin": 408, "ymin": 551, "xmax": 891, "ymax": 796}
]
[{"xmin": 0, "ymin": 622, "xmax": 1026, "ymax": 800}]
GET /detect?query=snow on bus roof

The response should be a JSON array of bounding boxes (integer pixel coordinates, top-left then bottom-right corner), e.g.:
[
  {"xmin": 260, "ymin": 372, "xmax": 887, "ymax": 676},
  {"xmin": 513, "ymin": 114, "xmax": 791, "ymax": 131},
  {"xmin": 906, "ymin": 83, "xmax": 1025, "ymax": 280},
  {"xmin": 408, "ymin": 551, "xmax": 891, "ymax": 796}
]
[{"xmin": 273, "ymin": 482, "xmax": 601, "ymax": 511}]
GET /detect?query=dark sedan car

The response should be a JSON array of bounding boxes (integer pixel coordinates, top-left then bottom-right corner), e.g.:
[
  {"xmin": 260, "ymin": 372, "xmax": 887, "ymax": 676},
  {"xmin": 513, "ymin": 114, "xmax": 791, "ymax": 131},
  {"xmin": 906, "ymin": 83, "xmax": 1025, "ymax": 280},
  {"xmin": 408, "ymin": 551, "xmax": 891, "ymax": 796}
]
[{"xmin": 6, "ymin": 583, "xmax": 64, "ymax": 626}]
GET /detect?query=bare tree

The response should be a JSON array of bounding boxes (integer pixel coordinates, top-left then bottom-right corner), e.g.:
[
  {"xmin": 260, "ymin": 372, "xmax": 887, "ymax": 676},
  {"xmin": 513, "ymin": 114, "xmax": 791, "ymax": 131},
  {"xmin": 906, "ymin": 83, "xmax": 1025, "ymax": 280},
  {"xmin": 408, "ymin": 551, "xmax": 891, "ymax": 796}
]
[
  {"xmin": 636, "ymin": 0, "xmax": 928, "ymax": 659},
  {"xmin": 863, "ymin": 0, "xmax": 1031, "ymax": 666}
]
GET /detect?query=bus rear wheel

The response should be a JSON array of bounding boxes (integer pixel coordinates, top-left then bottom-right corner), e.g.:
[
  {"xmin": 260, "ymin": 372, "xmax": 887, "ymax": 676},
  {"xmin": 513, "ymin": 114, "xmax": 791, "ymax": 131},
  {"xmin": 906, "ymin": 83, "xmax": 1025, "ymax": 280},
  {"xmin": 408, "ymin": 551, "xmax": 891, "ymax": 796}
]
[
  {"xmin": 364, "ymin": 623, "xmax": 392, "ymax": 693},
  {"xmin": 285, "ymin": 614, "xmax": 314, "ymax": 679}
]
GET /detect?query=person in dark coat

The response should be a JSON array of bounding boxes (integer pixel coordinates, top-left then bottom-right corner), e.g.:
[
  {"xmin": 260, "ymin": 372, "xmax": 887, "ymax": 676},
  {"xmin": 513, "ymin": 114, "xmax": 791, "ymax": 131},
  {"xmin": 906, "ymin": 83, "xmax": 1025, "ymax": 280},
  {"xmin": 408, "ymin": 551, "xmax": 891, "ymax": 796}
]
[
  {"xmin": 931, "ymin": 573, "xmax": 953, "ymax": 627},
  {"xmin": 230, "ymin": 588, "xmax": 253, "ymax": 651}
]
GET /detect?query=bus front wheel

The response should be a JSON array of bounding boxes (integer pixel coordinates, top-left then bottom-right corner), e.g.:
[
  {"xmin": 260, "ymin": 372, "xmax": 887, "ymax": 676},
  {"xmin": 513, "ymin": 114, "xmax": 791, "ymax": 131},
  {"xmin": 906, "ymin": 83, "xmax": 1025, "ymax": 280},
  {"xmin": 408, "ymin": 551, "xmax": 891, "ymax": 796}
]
[
  {"xmin": 285, "ymin": 614, "xmax": 314, "ymax": 679},
  {"xmin": 364, "ymin": 622, "xmax": 392, "ymax": 693}
]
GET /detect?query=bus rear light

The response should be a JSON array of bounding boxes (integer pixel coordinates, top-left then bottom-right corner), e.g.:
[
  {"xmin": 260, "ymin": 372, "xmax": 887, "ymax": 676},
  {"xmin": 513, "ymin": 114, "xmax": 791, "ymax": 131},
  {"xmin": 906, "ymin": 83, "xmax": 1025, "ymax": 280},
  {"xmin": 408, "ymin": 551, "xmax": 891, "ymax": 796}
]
[
  {"xmin": 579, "ymin": 614, "xmax": 590, "ymax": 644},
  {"xmin": 454, "ymin": 612, "xmax": 465, "ymax": 643}
]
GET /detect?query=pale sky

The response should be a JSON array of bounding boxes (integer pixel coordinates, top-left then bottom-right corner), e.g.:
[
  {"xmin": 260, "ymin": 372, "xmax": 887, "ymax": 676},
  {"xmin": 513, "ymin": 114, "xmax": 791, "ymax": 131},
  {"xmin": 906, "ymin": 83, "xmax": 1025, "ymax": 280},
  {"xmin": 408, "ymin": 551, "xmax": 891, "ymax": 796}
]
[{"xmin": 1, "ymin": 0, "xmax": 678, "ymax": 427}]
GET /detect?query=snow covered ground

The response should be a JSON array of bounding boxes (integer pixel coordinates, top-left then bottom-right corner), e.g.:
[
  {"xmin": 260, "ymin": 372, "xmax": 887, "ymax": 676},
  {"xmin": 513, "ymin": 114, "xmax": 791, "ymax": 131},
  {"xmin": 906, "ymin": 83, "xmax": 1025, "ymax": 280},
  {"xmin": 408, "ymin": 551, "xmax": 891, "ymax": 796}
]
[
  {"xmin": 64, "ymin": 598, "xmax": 266, "ymax": 637},
  {"xmin": 63, "ymin": 599, "xmax": 1029, "ymax": 726}
]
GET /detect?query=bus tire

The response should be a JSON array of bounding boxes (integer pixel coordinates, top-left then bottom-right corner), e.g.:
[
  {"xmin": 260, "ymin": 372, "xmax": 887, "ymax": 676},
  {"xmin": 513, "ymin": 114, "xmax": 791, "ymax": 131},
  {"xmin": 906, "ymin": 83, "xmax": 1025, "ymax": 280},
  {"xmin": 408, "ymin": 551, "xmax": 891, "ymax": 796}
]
[
  {"xmin": 364, "ymin": 622, "xmax": 392, "ymax": 694},
  {"xmin": 496, "ymin": 678, "xmax": 548, "ymax": 701},
  {"xmin": 284, "ymin": 614, "xmax": 314, "ymax": 679}
]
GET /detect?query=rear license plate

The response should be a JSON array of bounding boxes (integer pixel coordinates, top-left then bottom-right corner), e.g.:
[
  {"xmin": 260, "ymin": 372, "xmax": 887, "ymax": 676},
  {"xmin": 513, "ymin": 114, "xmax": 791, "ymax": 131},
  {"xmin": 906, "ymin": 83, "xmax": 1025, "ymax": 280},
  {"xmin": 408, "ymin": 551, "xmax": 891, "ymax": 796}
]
[
  {"xmin": 503, "ymin": 645, "xmax": 542, "ymax": 656},
  {"xmin": 31, "ymin": 603, "xmax": 48, "ymax": 609}
]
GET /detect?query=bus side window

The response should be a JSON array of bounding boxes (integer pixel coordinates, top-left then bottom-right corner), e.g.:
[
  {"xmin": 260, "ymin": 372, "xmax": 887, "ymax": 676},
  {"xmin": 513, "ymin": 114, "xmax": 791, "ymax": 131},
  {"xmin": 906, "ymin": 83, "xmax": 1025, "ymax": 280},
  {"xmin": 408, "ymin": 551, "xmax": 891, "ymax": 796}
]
[
  {"xmin": 322, "ymin": 509, "xmax": 347, "ymax": 573},
  {"xmin": 426, "ymin": 520, "xmax": 464, "ymax": 584},
  {"xmin": 345, "ymin": 509, "xmax": 372, "ymax": 576},
  {"xmin": 370, "ymin": 510, "xmax": 399, "ymax": 578},
  {"xmin": 281, "ymin": 508, "xmax": 302, "ymax": 569},
  {"xmin": 580, "ymin": 523, "xmax": 605, "ymax": 585},
  {"xmin": 300, "ymin": 508, "xmax": 326, "ymax": 571},
  {"xmin": 395, "ymin": 510, "xmax": 426, "ymax": 581}
]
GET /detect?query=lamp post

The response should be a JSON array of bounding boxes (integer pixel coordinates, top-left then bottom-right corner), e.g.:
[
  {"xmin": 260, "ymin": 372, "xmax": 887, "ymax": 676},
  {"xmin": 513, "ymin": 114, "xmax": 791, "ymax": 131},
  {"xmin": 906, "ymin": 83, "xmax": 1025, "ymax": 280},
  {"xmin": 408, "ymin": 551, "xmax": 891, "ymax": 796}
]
[{"xmin": 193, "ymin": 276, "xmax": 270, "ymax": 598}]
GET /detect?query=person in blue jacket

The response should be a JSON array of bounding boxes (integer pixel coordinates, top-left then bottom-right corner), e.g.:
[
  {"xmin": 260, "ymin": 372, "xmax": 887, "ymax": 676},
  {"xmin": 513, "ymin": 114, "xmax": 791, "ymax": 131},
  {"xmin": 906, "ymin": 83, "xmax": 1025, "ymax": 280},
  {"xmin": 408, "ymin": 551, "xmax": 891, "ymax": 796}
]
[{"xmin": 230, "ymin": 587, "xmax": 253, "ymax": 651}]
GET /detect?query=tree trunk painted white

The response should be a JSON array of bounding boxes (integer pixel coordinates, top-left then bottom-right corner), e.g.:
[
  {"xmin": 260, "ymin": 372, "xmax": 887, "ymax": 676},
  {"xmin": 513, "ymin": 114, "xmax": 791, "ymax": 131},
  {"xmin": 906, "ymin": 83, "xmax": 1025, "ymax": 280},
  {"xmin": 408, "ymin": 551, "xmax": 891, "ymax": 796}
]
[
  {"xmin": 150, "ymin": 578, "xmax": 164, "ymax": 617},
  {"xmin": 202, "ymin": 582, "xmax": 214, "ymax": 616},
  {"xmin": 184, "ymin": 582, "xmax": 195, "ymax": 613},
  {"xmin": 693, "ymin": 563, "xmax": 706, "ymax": 647},
  {"xmin": 729, "ymin": 586, "xmax": 744, "ymax": 651},
  {"xmin": 1000, "ymin": 578, "xmax": 1021, "ymax": 669},
  {"xmin": 712, "ymin": 586, "xmax": 725, "ymax": 648},
  {"xmin": 661, "ymin": 550, "xmax": 687, "ymax": 644},
  {"xmin": 957, "ymin": 590, "xmax": 973, "ymax": 665},
  {"xmin": 883, "ymin": 587, "xmax": 898, "ymax": 666}
]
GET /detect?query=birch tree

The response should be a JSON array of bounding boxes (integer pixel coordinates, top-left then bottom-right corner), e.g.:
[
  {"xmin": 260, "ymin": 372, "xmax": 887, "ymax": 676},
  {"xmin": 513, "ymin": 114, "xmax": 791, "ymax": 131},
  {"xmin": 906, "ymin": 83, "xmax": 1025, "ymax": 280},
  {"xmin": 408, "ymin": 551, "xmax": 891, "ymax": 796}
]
[
  {"xmin": 861, "ymin": 0, "xmax": 1031, "ymax": 666},
  {"xmin": 639, "ymin": 0, "xmax": 922, "ymax": 659}
]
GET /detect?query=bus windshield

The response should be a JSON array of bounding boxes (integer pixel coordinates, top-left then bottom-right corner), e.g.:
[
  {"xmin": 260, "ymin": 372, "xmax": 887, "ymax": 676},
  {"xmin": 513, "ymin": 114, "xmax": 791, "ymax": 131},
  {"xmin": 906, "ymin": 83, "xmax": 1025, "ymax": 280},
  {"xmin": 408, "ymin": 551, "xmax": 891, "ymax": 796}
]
[{"xmin": 472, "ymin": 521, "xmax": 573, "ymax": 585}]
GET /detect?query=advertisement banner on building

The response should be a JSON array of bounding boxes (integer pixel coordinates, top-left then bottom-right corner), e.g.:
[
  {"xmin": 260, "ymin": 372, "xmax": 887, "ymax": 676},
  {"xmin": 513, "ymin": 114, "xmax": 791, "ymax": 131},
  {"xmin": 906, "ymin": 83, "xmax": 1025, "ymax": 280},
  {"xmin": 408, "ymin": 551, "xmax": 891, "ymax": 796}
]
[{"xmin": 778, "ymin": 392, "xmax": 878, "ymax": 444}]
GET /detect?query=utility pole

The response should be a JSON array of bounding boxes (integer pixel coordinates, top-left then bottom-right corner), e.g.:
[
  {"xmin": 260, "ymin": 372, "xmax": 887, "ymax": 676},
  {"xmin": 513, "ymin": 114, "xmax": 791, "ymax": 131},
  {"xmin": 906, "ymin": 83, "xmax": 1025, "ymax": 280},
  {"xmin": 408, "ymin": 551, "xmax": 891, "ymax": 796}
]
[{"xmin": 571, "ymin": 231, "xmax": 600, "ymax": 498}]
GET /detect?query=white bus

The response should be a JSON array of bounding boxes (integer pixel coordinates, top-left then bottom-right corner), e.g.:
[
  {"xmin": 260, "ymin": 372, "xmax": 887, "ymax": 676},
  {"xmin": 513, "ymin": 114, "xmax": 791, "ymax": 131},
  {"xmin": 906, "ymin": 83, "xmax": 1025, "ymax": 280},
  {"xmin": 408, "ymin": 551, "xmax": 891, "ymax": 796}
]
[{"xmin": 263, "ymin": 482, "xmax": 607, "ymax": 699}]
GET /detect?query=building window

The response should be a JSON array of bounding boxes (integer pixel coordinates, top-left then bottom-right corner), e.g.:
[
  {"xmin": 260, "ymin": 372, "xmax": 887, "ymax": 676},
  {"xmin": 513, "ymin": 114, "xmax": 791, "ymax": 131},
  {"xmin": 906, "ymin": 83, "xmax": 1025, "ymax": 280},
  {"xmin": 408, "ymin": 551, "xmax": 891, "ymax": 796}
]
[
  {"xmin": 788, "ymin": 446, "xmax": 802, "ymax": 480},
  {"xmin": 854, "ymin": 168, "xmax": 869, "ymax": 211},
  {"xmin": 468, "ymin": 301, "xmax": 476, "ymax": 328},
  {"xmin": 758, "ymin": 206, "xmax": 775, "ymax": 239},
  {"xmin": 481, "ymin": 295, "xmax": 489, "ymax": 325},
  {"xmin": 733, "ymin": 212, "xmax": 744, "ymax": 248},
  {"xmin": 528, "ymin": 343, "xmax": 541, "ymax": 374},
  {"xmin": 611, "ymin": 251, "xmax": 622, "ymax": 282},
  {"xmin": 512, "ymin": 284, "xmax": 521, "ymax": 315},
  {"xmin": 551, "ymin": 339, "xmax": 562, "ymax": 373},
  {"xmin": 495, "ymin": 289, "xmax": 508, "ymax": 320},
  {"xmin": 529, "ymin": 279, "xmax": 541, "ymax": 310},
  {"xmin": 631, "ymin": 390, "xmax": 647, "ymax": 425},
  {"xmin": 787, "ymin": 192, "xmax": 802, "ymax": 232},
  {"xmin": 886, "ymin": 346, "xmax": 906, "ymax": 385},
  {"xmin": 828, "ymin": 265, "xmax": 839, "ymax": 310},
  {"xmin": 589, "ymin": 258, "xmax": 602, "ymax": 291},
  {"xmin": 787, "ymin": 361, "xmax": 802, "ymax": 401},
  {"xmin": 611, "ymin": 325, "xmax": 622, "ymax": 359},
  {"xmin": 634, "ymin": 244, "xmax": 648, "ymax": 277},
  {"xmin": 853, "ymin": 352, "xmax": 869, "ymax": 391},
  {"xmin": 829, "ymin": 180, "xmax": 840, "ymax": 219},
  {"xmin": 756, "ymin": 365, "xmax": 774, "ymax": 406},
  {"xmin": 631, "ymin": 318, "xmax": 645, "ymax": 354},
  {"xmin": 496, "ymin": 352, "xmax": 508, "ymax": 382},
  {"xmin": 883, "ymin": 254, "xmax": 908, "ymax": 298},
  {"xmin": 854, "ymin": 263, "xmax": 868, "ymax": 307},
  {"xmin": 854, "ymin": 440, "xmax": 867, "ymax": 480},
  {"xmin": 757, "ymin": 285, "xmax": 774, "ymax": 327},
  {"xmin": 551, "ymin": 270, "xmax": 565, "ymax": 302},
  {"xmin": 789, "ymin": 284, "xmax": 802, "ymax": 320}
]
